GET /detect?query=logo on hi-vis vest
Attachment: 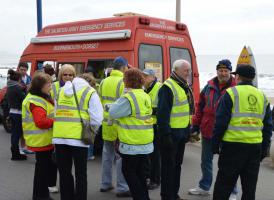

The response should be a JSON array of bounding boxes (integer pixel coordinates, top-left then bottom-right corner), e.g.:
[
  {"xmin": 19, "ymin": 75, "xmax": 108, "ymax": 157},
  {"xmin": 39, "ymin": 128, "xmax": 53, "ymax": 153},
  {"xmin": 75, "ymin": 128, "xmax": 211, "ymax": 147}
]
[
  {"xmin": 247, "ymin": 95, "xmax": 258, "ymax": 112},
  {"xmin": 248, "ymin": 95, "xmax": 257, "ymax": 106}
]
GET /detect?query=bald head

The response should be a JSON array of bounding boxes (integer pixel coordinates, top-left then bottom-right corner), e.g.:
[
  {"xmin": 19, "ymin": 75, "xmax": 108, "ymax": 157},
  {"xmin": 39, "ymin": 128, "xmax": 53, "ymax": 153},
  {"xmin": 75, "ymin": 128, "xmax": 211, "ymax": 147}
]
[{"xmin": 172, "ymin": 59, "xmax": 191, "ymax": 81}]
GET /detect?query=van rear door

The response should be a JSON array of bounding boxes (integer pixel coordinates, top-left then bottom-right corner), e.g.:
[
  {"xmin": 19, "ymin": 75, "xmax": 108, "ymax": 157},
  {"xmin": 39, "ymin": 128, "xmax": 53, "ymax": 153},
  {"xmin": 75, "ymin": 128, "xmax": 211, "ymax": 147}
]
[
  {"xmin": 165, "ymin": 32, "xmax": 199, "ymax": 96},
  {"xmin": 135, "ymin": 29, "xmax": 166, "ymax": 82}
]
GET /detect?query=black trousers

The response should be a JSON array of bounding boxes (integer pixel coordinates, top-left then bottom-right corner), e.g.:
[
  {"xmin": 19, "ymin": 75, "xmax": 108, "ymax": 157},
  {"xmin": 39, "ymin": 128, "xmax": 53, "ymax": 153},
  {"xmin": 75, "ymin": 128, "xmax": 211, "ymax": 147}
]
[
  {"xmin": 213, "ymin": 143, "xmax": 261, "ymax": 200},
  {"xmin": 121, "ymin": 154, "xmax": 150, "ymax": 200},
  {"xmin": 55, "ymin": 144, "xmax": 88, "ymax": 200},
  {"xmin": 160, "ymin": 137, "xmax": 186, "ymax": 200},
  {"xmin": 145, "ymin": 127, "xmax": 161, "ymax": 184},
  {"xmin": 33, "ymin": 150, "xmax": 57, "ymax": 199}
]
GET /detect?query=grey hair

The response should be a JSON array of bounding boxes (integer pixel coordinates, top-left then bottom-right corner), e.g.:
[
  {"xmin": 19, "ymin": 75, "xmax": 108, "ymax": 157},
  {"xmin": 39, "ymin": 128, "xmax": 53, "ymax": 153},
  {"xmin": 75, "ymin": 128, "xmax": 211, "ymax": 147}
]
[{"xmin": 172, "ymin": 59, "xmax": 191, "ymax": 72}]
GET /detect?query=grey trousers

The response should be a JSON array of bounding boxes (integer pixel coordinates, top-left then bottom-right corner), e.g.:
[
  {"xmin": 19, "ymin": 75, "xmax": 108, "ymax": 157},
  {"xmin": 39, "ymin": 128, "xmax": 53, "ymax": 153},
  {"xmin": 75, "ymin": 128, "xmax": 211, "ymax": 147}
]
[{"xmin": 100, "ymin": 140, "xmax": 128, "ymax": 193}]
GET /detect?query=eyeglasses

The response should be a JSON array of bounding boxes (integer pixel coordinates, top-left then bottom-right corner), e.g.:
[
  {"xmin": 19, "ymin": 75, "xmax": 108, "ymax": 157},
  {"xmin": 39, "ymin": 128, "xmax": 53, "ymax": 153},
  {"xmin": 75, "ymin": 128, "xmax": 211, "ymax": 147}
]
[{"xmin": 63, "ymin": 74, "xmax": 73, "ymax": 77}]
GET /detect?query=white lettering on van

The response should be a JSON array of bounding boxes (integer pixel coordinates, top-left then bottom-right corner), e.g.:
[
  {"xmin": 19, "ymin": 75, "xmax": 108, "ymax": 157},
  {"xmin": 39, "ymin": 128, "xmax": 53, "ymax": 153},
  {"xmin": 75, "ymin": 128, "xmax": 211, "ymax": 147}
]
[
  {"xmin": 145, "ymin": 32, "xmax": 166, "ymax": 40},
  {"xmin": 167, "ymin": 36, "xmax": 184, "ymax": 42},
  {"xmin": 44, "ymin": 21, "xmax": 126, "ymax": 35},
  {"xmin": 53, "ymin": 43, "xmax": 99, "ymax": 51},
  {"xmin": 149, "ymin": 21, "xmax": 176, "ymax": 31},
  {"xmin": 145, "ymin": 32, "xmax": 184, "ymax": 42},
  {"xmin": 79, "ymin": 24, "xmax": 104, "ymax": 31},
  {"xmin": 104, "ymin": 21, "xmax": 126, "ymax": 29}
]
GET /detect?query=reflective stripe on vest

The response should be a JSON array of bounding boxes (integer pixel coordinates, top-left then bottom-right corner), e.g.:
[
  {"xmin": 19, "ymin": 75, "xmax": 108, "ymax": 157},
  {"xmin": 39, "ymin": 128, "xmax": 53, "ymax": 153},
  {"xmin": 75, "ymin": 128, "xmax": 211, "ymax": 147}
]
[
  {"xmin": 53, "ymin": 86, "xmax": 95, "ymax": 140},
  {"xmin": 22, "ymin": 94, "xmax": 54, "ymax": 147},
  {"xmin": 51, "ymin": 82, "xmax": 60, "ymax": 100},
  {"xmin": 100, "ymin": 70, "xmax": 124, "ymax": 141},
  {"xmin": 163, "ymin": 78, "xmax": 190, "ymax": 128},
  {"xmin": 223, "ymin": 85, "xmax": 267, "ymax": 143},
  {"xmin": 148, "ymin": 82, "xmax": 161, "ymax": 124},
  {"xmin": 117, "ymin": 89, "xmax": 154, "ymax": 145}
]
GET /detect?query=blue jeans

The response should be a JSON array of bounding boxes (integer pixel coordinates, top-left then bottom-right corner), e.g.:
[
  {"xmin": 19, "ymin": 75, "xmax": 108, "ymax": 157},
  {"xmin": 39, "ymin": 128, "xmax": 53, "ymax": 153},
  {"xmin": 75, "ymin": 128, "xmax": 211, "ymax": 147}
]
[
  {"xmin": 199, "ymin": 137, "xmax": 238, "ymax": 194},
  {"xmin": 100, "ymin": 140, "xmax": 128, "ymax": 193},
  {"xmin": 10, "ymin": 113, "xmax": 23, "ymax": 148}
]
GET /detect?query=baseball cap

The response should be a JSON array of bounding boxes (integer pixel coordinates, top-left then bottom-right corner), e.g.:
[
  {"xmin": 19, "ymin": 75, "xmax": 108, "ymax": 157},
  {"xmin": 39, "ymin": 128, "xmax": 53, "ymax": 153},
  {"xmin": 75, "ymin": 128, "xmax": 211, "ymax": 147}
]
[
  {"xmin": 231, "ymin": 64, "xmax": 256, "ymax": 79},
  {"xmin": 111, "ymin": 56, "xmax": 128, "ymax": 69},
  {"xmin": 142, "ymin": 69, "xmax": 155, "ymax": 76},
  {"xmin": 216, "ymin": 59, "xmax": 232, "ymax": 71}
]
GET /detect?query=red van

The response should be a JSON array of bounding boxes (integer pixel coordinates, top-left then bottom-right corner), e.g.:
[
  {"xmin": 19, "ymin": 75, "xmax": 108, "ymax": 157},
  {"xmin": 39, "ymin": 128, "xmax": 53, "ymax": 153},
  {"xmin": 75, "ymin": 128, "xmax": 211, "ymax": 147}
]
[{"xmin": 19, "ymin": 13, "xmax": 200, "ymax": 98}]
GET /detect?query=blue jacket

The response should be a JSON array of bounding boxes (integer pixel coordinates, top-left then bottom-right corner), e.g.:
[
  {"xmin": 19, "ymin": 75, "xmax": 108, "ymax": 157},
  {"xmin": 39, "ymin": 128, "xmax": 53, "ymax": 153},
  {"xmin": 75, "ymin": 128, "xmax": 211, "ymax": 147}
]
[{"xmin": 212, "ymin": 82, "xmax": 273, "ymax": 154}]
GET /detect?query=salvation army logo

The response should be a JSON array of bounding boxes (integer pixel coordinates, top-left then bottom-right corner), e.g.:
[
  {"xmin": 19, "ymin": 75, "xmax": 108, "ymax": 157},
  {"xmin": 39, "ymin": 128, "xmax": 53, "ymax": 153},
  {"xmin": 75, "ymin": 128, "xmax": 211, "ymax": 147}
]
[{"xmin": 248, "ymin": 95, "xmax": 257, "ymax": 106}]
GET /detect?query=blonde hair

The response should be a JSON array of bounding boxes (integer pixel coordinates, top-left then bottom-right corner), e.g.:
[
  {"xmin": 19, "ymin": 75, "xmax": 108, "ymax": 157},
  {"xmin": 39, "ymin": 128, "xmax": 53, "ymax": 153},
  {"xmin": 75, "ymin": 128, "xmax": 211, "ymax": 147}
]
[
  {"xmin": 79, "ymin": 73, "xmax": 97, "ymax": 89},
  {"xmin": 58, "ymin": 64, "xmax": 76, "ymax": 80}
]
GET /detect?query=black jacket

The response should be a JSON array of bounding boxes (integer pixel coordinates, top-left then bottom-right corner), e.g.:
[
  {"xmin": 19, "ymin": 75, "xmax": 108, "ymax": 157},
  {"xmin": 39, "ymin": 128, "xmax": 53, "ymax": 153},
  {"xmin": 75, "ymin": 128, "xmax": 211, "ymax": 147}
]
[
  {"xmin": 157, "ymin": 82, "xmax": 190, "ymax": 140},
  {"xmin": 6, "ymin": 80, "xmax": 26, "ymax": 110},
  {"xmin": 212, "ymin": 82, "xmax": 273, "ymax": 156}
]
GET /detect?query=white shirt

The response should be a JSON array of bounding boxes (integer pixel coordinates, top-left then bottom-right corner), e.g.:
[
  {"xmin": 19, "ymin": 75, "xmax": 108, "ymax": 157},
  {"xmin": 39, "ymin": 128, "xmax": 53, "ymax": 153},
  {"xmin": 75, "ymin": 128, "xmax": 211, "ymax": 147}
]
[{"xmin": 53, "ymin": 78, "xmax": 103, "ymax": 148}]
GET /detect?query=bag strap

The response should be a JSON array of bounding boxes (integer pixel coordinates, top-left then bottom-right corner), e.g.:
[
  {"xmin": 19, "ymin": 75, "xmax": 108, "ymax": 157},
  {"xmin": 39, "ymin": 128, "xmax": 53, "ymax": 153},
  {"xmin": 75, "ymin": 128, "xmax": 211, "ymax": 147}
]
[{"xmin": 72, "ymin": 84, "xmax": 83, "ymax": 122}]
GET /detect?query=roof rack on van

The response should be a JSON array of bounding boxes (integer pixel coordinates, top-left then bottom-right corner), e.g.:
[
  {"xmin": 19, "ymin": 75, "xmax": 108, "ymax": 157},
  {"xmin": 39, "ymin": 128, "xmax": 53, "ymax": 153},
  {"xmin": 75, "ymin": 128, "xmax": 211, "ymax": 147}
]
[{"xmin": 113, "ymin": 12, "xmax": 147, "ymax": 17}]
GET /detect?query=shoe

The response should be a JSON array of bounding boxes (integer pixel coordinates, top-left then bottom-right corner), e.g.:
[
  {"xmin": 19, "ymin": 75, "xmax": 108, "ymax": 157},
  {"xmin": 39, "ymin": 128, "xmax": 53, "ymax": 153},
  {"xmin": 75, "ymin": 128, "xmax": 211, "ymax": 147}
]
[
  {"xmin": 147, "ymin": 182, "xmax": 160, "ymax": 190},
  {"xmin": 48, "ymin": 186, "xmax": 59, "ymax": 193},
  {"xmin": 188, "ymin": 187, "xmax": 210, "ymax": 196},
  {"xmin": 22, "ymin": 148, "xmax": 35, "ymax": 154},
  {"xmin": 229, "ymin": 194, "xmax": 237, "ymax": 200},
  {"xmin": 11, "ymin": 154, "xmax": 27, "ymax": 161},
  {"xmin": 100, "ymin": 186, "xmax": 114, "ymax": 192},
  {"xmin": 11, "ymin": 147, "xmax": 27, "ymax": 161},
  {"xmin": 116, "ymin": 191, "xmax": 131, "ymax": 198}
]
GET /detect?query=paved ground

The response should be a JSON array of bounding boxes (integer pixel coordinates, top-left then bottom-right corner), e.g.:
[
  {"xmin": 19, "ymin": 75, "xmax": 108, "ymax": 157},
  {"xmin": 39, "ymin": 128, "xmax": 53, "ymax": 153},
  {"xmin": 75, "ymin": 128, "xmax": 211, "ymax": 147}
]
[{"xmin": 0, "ymin": 126, "xmax": 273, "ymax": 200}]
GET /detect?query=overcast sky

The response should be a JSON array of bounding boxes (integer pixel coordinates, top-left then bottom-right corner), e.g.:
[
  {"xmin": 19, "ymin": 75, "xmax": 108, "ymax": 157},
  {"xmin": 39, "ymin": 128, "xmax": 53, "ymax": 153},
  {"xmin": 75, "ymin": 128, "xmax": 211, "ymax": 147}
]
[{"xmin": 0, "ymin": 0, "xmax": 274, "ymax": 59}]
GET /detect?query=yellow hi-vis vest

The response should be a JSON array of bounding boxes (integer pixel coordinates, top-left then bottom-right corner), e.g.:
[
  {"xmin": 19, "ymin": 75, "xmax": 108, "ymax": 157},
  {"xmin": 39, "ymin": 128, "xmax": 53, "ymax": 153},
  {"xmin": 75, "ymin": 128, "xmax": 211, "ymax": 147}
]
[
  {"xmin": 22, "ymin": 94, "xmax": 54, "ymax": 148},
  {"xmin": 53, "ymin": 86, "xmax": 95, "ymax": 140},
  {"xmin": 50, "ymin": 81, "xmax": 60, "ymax": 101},
  {"xmin": 99, "ymin": 70, "xmax": 124, "ymax": 141},
  {"xmin": 148, "ymin": 82, "xmax": 161, "ymax": 124},
  {"xmin": 117, "ymin": 89, "xmax": 154, "ymax": 145},
  {"xmin": 163, "ymin": 78, "xmax": 190, "ymax": 128},
  {"xmin": 223, "ymin": 85, "xmax": 268, "ymax": 143}
]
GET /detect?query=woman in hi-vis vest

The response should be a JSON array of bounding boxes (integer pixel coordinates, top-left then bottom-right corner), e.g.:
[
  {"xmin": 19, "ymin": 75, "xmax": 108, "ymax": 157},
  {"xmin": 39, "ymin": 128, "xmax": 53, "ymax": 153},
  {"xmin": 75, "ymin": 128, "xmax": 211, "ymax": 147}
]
[
  {"xmin": 109, "ymin": 69, "xmax": 154, "ymax": 200},
  {"xmin": 50, "ymin": 64, "xmax": 76, "ymax": 102},
  {"xmin": 22, "ymin": 72, "xmax": 57, "ymax": 200}
]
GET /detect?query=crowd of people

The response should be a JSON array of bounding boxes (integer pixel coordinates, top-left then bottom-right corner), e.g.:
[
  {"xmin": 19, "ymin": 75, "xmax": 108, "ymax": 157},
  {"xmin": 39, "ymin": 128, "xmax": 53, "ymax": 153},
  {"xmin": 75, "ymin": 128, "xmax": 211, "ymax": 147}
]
[{"xmin": 5, "ymin": 56, "xmax": 273, "ymax": 200}]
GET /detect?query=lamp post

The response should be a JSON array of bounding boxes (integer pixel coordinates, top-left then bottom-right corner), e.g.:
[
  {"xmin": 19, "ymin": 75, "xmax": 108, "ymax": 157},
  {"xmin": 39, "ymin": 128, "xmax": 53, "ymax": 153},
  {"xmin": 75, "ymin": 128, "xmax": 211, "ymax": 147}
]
[
  {"xmin": 36, "ymin": 0, "xmax": 42, "ymax": 33},
  {"xmin": 176, "ymin": 0, "xmax": 181, "ymax": 22}
]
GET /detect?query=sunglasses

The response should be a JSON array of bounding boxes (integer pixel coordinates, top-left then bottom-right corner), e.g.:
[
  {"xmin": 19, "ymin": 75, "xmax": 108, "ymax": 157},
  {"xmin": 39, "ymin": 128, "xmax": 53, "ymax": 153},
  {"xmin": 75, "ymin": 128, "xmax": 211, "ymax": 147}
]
[{"xmin": 63, "ymin": 74, "xmax": 74, "ymax": 77}]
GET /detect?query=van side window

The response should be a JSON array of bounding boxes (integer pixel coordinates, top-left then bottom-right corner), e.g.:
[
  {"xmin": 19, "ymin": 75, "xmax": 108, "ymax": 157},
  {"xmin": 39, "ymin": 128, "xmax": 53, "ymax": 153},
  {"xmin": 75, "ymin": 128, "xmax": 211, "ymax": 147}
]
[
  {"xmin": 87, "ymin": 59, "xmax": 113, "ymax": 82},
  {"xmin": 139, "ymin": 44, "xmax": 163, "ymax": 82},
  {"xmin": 170, "ymin": 47, "xmax": 192, "ymax": 84},
  {"xmin": 37, "ymin": 61, "xmax": 56, "ymax": 73},
  {"xmin": 58, "ymin": 63, "xmax": 84, "ymax": 76}
]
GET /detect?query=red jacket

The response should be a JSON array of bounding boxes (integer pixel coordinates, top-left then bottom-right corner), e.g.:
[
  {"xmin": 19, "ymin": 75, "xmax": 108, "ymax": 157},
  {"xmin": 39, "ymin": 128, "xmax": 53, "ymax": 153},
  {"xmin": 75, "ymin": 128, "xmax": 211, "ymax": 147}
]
[
  {"xmin": 27, "ymin": 100, "xmax": 54, "ymax": 152},
  {"xmin": 192, "ymin": 77, "xmax": 236, "ymax": 138}
]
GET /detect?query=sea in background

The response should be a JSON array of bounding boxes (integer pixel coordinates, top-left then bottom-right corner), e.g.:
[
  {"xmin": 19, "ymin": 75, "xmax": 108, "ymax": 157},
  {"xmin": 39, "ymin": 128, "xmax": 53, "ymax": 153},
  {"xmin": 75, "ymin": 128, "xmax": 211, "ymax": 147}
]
[
  {"xmin": 197, "ymin": 55, "xmax": 274, "ymax": 97},
  {"xmin": 0, "ymin": 54, "xmax": 273, "ymax": 97}
]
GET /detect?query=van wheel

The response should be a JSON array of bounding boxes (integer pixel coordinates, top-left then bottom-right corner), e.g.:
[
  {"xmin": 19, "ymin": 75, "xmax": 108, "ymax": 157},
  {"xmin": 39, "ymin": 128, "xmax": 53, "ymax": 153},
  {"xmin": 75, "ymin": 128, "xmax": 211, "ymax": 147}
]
[{"xmin": 3, "ymin": 116, "xmax": 12, "ymax": 133}]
